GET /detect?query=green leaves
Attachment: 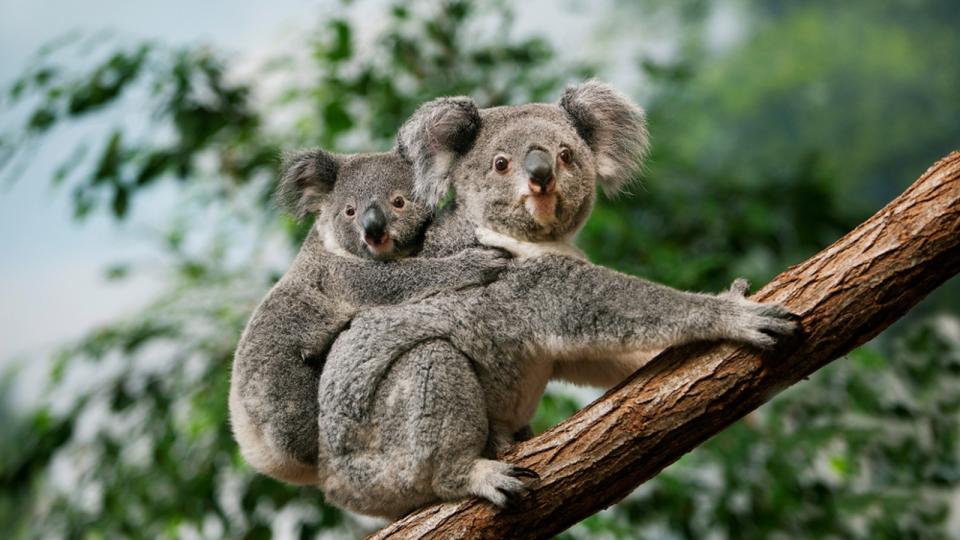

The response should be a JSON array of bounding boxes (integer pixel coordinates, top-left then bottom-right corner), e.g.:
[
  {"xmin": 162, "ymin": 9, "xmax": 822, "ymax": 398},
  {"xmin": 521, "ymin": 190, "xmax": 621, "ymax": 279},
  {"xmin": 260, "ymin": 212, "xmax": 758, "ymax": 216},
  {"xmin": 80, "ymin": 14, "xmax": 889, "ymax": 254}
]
[
  {"xmin": 4, "ymin": 41, "xmax": 270, "ymax": 221},
  {"xmin": 67, "ymin": 46, "xmax": 150, "ymax": 115}
]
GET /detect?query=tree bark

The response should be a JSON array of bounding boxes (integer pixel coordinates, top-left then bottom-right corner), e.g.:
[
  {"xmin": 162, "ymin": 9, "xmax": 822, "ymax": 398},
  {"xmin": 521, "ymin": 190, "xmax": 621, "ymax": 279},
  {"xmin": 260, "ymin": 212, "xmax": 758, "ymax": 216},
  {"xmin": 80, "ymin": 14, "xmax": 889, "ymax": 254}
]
[{"xmin": 370, "ymin": 151, "xmax": 960, "ymax": 540}]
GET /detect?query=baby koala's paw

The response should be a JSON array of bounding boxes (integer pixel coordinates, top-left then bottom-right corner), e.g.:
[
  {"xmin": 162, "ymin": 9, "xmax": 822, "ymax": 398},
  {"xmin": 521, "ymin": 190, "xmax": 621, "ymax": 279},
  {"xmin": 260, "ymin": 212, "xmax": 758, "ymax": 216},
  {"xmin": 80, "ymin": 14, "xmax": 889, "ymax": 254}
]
[
  {"xmin": 458, "ymin": 247, "xmax": 512, "ymax": 284},
  {"xmin": 719, "ymin": 278, "xmax": 798, "ymax": 349},
  {"xmin": 468, "ymin": 459, "xmax": 539, "ymax": 508}
]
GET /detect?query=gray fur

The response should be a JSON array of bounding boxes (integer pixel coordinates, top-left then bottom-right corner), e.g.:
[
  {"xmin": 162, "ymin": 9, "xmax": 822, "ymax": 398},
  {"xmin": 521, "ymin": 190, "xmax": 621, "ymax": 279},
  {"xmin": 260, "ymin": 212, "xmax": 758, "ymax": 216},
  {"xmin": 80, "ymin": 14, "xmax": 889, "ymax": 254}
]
[
  {"xmin": 304, "ymin": 81, "xmax": 796, "ymax": 519},
  {"xmin": 277, "ymin": 148, "xmax": 340, "ymax": 219},
  {"xmin": 397, "ymin": 96, "xmax": 482, "ymax": 207},
  {"xmin": 228, "ymin": 149, "xmax": 508, "ymax": 485}
]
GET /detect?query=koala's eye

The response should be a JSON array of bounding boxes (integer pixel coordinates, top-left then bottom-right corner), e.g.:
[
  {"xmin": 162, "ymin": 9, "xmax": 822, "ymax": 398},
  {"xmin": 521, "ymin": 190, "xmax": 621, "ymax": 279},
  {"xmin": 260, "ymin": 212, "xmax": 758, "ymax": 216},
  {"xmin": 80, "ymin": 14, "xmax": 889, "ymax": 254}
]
[
  {"xmin": 391, "ymin": 196, "xmax": 406, "ymax": 209},
  {"xmin": 344, "ymin": 206, "xmax": 356, "ymax": 217},
  {"xmin": 558, "ymin": 147, "xmax": 573, "ymax": 165},
  {"xmin": 493, "ymin": 156, "xmax": 510, "ymax": 173}
]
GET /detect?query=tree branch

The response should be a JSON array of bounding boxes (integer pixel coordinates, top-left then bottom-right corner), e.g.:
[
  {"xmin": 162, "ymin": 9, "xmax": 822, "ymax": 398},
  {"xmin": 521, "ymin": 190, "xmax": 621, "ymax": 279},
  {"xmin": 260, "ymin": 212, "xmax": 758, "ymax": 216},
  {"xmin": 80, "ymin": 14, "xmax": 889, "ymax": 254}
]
[{"xmin": 370, "ymin": 151, "xmax": 960, "ymax": 540}]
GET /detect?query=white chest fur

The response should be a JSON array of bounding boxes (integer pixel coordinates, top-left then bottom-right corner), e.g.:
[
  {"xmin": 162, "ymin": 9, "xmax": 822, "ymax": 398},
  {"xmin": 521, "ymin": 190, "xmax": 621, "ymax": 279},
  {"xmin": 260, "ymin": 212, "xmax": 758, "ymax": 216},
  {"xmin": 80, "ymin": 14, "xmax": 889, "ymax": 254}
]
[{"xmin": 474, "ymin": 227, "xmax": 587, "ymax": 260}]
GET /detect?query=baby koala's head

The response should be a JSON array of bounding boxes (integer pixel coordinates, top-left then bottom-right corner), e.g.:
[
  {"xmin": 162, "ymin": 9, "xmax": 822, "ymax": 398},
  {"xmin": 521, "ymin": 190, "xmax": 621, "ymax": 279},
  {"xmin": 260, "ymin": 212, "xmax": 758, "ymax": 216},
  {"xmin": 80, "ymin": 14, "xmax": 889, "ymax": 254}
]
[{"xmin": 278, "ymin": 149, "xmax": 431, "ymax": 260}]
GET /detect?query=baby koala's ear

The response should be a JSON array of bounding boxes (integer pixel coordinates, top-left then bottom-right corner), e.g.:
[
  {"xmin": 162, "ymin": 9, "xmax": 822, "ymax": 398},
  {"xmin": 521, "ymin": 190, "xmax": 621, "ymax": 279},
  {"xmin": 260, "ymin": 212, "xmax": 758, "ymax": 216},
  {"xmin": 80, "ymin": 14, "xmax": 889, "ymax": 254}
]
[
  {"xmin": 397, "ymin": 96, "xmax": 481, "ymax": 207},
  {"xmin": 276, "ymin": 148, "xmax": 339, "ymax": 219},
  {"xmin": 559, "ymin": 80, "xmax": 649, "ymax": 196}
]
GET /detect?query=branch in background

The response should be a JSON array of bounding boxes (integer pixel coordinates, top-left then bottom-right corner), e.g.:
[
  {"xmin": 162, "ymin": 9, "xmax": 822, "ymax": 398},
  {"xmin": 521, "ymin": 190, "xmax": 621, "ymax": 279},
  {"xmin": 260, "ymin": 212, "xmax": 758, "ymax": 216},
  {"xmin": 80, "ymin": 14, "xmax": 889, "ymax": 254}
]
[{"xmin": 371, "ymin": 151, "xmax": 960, "ymax": 539}]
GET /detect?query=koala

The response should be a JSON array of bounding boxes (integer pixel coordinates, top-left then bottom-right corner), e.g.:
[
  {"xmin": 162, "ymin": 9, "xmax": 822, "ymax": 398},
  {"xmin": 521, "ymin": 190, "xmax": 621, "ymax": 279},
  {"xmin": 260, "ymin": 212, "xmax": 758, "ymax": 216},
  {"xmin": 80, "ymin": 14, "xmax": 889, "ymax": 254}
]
[
  {"xmin": 228, "ymin": 149, "xmax": 508, "ymax": 486},
  {"xmin": 311, "ymin": 81, "xmax": 797, "ymax": 518}
]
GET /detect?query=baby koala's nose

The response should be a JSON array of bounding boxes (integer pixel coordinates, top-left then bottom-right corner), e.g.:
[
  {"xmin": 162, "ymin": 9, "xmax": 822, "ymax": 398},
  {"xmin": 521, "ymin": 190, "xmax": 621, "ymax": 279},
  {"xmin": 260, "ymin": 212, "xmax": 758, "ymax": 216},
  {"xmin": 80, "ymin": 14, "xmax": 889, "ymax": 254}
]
[
  {"xmin": 361, "ymin": 205, "xmax": 388, "ymax": 244},
  {"xmin": 523, "ymin": 149, "xmax": 555, "ymax": 195}
]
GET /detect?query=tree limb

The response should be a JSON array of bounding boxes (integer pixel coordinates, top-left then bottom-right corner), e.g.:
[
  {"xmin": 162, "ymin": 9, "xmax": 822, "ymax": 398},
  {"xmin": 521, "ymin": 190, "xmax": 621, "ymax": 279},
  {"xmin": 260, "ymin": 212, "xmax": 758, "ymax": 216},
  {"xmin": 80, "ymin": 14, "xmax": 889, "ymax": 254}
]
[{"xmin": 370, "ymin": 151, "xmax": 960, "ymax": 539}]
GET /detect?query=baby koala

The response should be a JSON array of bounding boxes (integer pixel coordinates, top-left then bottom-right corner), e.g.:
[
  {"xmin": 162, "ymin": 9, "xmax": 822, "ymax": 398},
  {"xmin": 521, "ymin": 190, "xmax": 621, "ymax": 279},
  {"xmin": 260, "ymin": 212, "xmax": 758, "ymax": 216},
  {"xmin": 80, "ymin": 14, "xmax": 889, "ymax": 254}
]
[{"xmin": 228, "ymin": 148, "xmax": 508, "ymax": 485}]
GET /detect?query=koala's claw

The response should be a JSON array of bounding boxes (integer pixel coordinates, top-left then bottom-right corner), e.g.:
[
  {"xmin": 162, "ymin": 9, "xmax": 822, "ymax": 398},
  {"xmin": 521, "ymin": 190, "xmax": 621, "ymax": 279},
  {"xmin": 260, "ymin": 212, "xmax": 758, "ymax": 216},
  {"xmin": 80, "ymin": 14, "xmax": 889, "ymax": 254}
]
[
  {"xmin": 738, "ymin": 307, "xmax": 798, "ymax": 349},
  {"xmin": 496, "ymin": 484, "xmax": 530, "ymax": 506},
  {"xmin": 510, "ymin": 466, "xmax": 541, "ymax": 480},
  {"xmin": 469, "ymin": 459, "xmax": 538, "ymax": 508},
  {"xmin": 718, "ymin": 280, "xmax": 799, "ymax": 349},
  {"xmin": 728, "ymin": 278, "xmax": 751, "ymax": 297}
]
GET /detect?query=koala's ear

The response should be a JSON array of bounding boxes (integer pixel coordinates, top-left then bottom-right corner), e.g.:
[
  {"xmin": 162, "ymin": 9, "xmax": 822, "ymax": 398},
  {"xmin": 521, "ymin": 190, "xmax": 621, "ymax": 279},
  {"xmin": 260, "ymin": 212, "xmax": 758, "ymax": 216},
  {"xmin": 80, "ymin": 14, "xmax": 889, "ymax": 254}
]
[
  {"xmin": 276, "ymin": 149, "xmax": 339, "ymax": 219},
  {"xmin": 559, "ymin": 80, "xmax": 649, "ymax": 195},
  {"xmin": 397, "ymin": 96, "xmax": 481, "ymax": 207}
]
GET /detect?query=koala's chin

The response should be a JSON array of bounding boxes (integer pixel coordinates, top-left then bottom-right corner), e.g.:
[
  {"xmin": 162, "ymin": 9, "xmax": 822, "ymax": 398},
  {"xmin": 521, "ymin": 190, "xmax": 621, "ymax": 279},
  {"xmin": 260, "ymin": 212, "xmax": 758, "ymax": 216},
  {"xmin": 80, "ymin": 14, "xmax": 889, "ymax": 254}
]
[
  {"xmin": 511, "ymin": 186, "xmax": 589, "ymax": 243},
  {"xmin": 364, "ymin": 236, "xmax": 397, "ymax": 260},
  {"xmin": 481, "ymin": 197, "xmax": 578, "ymax": 244},
  {"xmin": 523, "ymin": 193, "xmax": 558, "ymax": 226}
]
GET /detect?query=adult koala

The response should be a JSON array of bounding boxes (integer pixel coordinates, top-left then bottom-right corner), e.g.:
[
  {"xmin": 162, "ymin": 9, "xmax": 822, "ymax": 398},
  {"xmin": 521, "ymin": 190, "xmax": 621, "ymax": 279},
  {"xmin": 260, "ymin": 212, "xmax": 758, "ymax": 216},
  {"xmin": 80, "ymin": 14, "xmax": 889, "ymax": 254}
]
[{"xmin": 314, "ymin": 81, "xmax": 796, "ymax": 518}]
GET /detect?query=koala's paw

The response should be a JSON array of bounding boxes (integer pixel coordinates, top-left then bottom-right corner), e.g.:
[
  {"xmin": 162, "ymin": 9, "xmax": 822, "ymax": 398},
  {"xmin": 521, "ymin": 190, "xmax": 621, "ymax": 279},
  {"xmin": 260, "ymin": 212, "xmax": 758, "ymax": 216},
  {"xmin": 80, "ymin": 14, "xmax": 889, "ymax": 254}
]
[
  {"xmin": 468, "ymin": 459, "xmax": 539, "ymax": 508},
  {"xmin": 719, "ymin": 278, "xmax": 798, "ymax": 349},
  {"xmin": 459, "ymin": 247, "xmax": 512, "ymax": 284}
]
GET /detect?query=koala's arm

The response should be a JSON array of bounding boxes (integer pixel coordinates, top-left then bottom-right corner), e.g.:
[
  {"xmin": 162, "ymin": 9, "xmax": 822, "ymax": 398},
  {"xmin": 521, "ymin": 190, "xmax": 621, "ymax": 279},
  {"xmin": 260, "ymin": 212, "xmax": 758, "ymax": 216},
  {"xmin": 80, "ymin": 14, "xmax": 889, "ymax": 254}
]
[
  {"xmin": 324, "ymin": 248, "xmax": 508, "ymax": 306},
  {"xmin": 501, "ymin": 256, "xmax": 796, "ymax": 363},
  {"xmin": 550, "ymin": 349, "xmax": 661, "ymax": 389}
]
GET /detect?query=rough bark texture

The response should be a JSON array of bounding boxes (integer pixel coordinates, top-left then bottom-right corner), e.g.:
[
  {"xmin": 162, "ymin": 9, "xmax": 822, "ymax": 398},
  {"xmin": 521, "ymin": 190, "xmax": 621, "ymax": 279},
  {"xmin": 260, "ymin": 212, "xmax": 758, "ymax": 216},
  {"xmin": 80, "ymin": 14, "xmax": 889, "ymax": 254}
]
[{"xmin": 370, "ymin": 152, "xmax": 960, "ymax": 540}]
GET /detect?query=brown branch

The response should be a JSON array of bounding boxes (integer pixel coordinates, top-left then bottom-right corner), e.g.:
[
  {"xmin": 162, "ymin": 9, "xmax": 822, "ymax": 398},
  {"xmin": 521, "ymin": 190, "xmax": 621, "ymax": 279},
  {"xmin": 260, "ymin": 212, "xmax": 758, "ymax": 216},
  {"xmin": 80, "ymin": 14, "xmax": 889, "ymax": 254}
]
[{"xmin": 370, "ymin": 151, "xmax": 960, "ymax": 540}]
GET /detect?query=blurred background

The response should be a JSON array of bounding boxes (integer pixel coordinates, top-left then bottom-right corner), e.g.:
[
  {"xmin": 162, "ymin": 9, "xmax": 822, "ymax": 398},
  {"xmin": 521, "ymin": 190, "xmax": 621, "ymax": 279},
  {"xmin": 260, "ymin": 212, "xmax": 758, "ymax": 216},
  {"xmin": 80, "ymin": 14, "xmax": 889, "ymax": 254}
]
[{"xmin": 1, "ymin": 0, "xmax": 959, "ymax": 538}]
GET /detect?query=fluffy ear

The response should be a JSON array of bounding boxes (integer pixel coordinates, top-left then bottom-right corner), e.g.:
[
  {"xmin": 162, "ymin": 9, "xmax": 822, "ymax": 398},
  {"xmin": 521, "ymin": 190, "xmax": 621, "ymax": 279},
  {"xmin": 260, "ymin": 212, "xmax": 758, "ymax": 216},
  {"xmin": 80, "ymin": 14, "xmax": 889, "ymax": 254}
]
[
  {"xmin": 397, "ymin": 96, "xmax": 481, "ymax": 207},
  {"xmin": 559, "ymin": 80, "xmax": 649, "ymax": 195},
  {"xmin": 276, "ymin": 148, "xmax": 339, "ymax": 219}
]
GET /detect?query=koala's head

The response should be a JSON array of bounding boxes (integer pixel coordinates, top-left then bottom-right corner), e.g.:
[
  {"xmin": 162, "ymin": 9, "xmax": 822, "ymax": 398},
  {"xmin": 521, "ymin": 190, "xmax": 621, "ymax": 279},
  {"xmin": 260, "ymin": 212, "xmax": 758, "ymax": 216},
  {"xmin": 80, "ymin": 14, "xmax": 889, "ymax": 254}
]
[
  {"xmin": 277, "ymin": 150, "xmax": 430, "ymax": 260},
  {"xmin": 397, "ymin": 81, "xmax": 648, "ymax": 242}
]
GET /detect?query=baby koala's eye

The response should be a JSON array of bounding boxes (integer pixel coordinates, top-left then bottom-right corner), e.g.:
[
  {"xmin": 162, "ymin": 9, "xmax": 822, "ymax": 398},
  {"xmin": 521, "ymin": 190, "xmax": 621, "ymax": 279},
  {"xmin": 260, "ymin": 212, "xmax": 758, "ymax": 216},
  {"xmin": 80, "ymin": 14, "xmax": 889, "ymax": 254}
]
[
  {"xmin": 391, "ymin": 196, "xmax": 406, "ymax": 209},
  {"xmin": 558, "ymin": 147, "xmax": 573, "ymax": 165},
  {"xmin": 344, "ymin": 206, "xmax": 356, "ymax": 217},
  {"xmin": 493, "ymin": 155, "xmax": 510, "ymax": 173}
]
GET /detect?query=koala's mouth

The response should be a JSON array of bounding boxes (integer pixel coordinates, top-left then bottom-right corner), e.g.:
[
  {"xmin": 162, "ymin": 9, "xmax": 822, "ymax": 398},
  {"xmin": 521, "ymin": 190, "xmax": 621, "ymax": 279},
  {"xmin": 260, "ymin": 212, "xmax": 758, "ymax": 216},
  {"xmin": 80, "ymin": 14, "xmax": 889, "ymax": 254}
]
[
  {"xmin": 522, "ymin": 193, "xmax": 558, "ymax": 226},
  {"xmin": 364, "ymin": 233, "xmax": 395, "ymax": 256}
]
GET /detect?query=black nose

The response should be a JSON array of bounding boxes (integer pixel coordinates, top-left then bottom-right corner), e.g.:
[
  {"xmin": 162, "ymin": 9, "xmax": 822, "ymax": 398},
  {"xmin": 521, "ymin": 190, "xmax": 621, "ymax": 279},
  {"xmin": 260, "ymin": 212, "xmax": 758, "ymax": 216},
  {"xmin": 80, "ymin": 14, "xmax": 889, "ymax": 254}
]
[
  {"xmin": 361, "ymin": 205, "xmax": 387, "ymax": 240},
  {"xmin": 523, "ymin": 149, "xmax": 554, "ymax": 189}
]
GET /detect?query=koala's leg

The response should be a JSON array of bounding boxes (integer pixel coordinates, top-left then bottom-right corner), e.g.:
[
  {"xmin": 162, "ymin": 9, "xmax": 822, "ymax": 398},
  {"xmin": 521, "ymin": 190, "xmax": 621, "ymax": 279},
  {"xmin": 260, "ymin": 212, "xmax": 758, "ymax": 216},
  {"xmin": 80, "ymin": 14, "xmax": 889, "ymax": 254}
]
[
  {"xmin": 484, "ymin": 418, "xmax": 522, "ymax": 457},
  {"xmin": 406, "ymin": 340, "xmax": 538, "ymax": 508},
  {"xmin": 228, "ymin": 380, "xmax": 319, "ymax": 484},
  {"xmin": 230, "ymin": 341, "xmax": 322, "ymax": 485},
  {"xmin": 230, "ymin": 286, "xmax": 351, "ymax": 485},
  {"xmin": 319, "ymin": 339, "xmax": 535, "ymax": 517}
]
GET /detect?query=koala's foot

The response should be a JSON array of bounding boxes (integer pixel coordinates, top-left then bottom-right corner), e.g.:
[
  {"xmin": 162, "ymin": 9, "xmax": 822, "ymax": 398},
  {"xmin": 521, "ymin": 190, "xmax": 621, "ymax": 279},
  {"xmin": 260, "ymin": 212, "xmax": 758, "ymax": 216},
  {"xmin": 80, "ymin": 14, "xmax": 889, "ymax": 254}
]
[
  {"xmin": 718, "ymin": 278, "xmax": 798, "ymax": 349},
  {"xmin": 467, "ymin": 459, "xmax": 540, "ymax": 507}
]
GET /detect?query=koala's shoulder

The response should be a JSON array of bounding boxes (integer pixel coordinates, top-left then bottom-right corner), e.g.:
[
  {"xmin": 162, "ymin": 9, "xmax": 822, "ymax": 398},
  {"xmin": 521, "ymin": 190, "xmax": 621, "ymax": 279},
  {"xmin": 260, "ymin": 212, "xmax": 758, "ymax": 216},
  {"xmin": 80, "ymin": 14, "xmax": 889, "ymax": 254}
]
[{"xmin": 420, "ymin": 207, "xmax": 478, "ymax": 257}]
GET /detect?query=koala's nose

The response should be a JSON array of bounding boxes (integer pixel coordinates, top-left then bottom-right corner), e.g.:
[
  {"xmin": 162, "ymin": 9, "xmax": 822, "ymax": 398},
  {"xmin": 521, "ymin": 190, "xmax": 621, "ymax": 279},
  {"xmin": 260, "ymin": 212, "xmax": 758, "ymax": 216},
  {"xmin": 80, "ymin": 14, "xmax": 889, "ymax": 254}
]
[
  {"xmin": 523, "ymin": 149, "xmax": 555, "ymax": 194},
  {"xmin": 361, "ymin": 205, "xmax": 388, "ymax": 243}
]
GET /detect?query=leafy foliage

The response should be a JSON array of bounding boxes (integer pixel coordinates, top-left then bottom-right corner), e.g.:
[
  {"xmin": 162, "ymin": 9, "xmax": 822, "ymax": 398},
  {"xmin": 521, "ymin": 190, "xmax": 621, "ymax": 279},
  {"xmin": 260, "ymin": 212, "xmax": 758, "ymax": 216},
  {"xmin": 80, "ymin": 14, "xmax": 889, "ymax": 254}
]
[{"xmin": 1, "ymin": 0, "xmax": 959, "ymax": 538}]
